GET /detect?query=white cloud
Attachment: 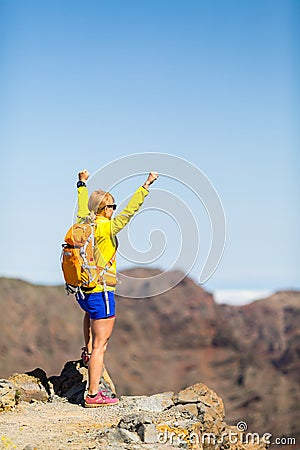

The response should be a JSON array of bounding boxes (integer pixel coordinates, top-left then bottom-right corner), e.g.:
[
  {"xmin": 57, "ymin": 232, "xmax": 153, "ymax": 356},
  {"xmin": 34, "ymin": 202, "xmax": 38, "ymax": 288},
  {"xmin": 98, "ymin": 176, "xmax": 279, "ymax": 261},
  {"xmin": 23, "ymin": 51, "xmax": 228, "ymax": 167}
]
[{"xmin": 213, "ymin": 289, "xmax": 274, "ymax": 306}]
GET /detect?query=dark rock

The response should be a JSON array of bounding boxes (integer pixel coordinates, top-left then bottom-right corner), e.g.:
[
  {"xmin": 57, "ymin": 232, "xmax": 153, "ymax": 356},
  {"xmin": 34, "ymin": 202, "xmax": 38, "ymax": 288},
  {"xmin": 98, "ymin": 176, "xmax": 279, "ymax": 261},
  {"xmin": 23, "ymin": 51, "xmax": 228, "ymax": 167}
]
[{"xmin": 48, "ymin": 360, "xmax": 116, "ymax": 404}]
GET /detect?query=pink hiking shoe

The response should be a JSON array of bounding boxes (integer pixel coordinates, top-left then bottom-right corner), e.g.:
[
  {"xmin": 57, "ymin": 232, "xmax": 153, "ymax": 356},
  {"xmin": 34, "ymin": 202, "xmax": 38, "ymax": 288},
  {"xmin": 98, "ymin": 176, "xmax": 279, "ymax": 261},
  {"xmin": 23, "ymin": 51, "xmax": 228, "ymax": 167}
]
[{"xmin": 84, "ymin": 391, "xmax": 119, "ymax": 407}]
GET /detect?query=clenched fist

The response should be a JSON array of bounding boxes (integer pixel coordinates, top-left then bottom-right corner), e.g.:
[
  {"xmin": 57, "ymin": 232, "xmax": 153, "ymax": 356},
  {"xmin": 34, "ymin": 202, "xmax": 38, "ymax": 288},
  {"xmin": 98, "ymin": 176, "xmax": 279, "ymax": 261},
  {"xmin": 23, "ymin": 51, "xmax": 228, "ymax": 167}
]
[
  {"xmin": 143, "ymin": 171, "xmax": 158, "ymax": 190},
  {"xmin": 78, "ymin": 169, "xmax": 89, "ymax": 182}
]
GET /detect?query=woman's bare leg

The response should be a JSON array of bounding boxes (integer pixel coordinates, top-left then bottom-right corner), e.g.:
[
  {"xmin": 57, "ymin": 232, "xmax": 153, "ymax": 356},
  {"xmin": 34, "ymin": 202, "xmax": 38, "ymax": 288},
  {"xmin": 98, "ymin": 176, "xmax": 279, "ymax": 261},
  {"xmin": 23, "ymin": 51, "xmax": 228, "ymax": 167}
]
[{"xmin": 88, "ymin": 317, "xmax": 115, "ymax": 395}]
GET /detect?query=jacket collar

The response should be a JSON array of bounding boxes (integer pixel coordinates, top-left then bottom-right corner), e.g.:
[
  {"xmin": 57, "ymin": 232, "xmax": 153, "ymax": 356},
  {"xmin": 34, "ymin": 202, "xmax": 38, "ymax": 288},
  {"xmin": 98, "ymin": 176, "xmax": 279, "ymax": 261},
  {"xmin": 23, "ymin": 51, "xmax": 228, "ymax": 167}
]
[{"xmin": 95, "ymin": 215, "xmax": 109, "ymax": 222}]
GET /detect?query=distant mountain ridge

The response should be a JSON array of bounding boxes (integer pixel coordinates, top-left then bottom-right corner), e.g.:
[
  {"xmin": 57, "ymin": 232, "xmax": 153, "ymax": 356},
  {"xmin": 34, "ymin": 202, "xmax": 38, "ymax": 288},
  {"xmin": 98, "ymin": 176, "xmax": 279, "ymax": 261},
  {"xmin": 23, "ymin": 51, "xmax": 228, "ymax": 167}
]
[{"xmin": 0, "ymin": 271, "xmax": 299, "ymax": 443}]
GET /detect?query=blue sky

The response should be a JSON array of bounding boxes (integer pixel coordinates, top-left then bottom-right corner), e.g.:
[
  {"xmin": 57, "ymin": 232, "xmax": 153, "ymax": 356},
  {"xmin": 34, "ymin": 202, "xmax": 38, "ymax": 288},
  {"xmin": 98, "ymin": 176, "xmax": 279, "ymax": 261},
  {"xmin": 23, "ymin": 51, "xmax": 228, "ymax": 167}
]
[{"xmin": 0, "ymin": 0, "xmax": 299, "ymax": 294}]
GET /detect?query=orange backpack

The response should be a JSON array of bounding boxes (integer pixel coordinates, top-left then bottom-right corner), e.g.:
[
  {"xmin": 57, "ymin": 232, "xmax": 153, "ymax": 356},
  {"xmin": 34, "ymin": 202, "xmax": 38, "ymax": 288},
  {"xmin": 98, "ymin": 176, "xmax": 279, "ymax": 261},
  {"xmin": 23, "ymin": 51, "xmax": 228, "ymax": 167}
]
[
  {"xmin": 61, "ymin": 222, "xmax": 98, "ymax": 294},
  {"xmin": 61, "ymin": 220, "xmax": 117, "ymax": 295}
]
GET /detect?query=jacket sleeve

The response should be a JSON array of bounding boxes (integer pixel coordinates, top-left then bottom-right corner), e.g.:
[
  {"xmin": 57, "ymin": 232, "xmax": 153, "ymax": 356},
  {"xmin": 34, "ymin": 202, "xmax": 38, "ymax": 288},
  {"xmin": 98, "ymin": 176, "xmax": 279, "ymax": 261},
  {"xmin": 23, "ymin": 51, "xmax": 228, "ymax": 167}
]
[
  {"xmin": 111, "ymin": 186, "xmax": 149, "ymax": 235},
  {"xmin": 76, "ymin": 186, "xmax": 90, "ymax": 223}
]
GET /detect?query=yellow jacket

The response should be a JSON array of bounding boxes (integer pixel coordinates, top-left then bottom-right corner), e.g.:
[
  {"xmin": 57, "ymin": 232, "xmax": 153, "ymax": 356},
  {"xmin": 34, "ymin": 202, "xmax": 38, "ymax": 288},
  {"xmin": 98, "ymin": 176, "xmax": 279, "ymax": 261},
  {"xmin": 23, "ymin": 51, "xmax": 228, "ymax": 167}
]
[{"xmin": 76, "ymin": 185, "xmax": 149, "ymax": 292}]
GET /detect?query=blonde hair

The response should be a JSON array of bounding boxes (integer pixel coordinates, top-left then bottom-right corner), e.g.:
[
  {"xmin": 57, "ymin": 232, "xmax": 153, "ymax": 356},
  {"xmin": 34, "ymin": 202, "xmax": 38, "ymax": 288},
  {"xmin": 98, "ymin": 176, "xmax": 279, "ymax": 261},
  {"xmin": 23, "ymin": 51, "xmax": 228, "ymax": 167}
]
[{"xmin": 88, "ymin": 189, "xmax": 115, "ymax": 214}]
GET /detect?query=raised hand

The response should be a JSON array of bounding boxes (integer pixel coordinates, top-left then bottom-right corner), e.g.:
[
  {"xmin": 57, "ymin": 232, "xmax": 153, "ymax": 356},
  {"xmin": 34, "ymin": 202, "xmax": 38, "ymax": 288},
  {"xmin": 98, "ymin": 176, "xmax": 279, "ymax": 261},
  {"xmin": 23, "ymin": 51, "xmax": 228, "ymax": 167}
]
[
  {"xmin": 143, "ymin": 171, "xmax": 158, "ymax": 189},
  {"xmin": 78, "ymin": 169, "xmax": 89, "ymax": 182}
]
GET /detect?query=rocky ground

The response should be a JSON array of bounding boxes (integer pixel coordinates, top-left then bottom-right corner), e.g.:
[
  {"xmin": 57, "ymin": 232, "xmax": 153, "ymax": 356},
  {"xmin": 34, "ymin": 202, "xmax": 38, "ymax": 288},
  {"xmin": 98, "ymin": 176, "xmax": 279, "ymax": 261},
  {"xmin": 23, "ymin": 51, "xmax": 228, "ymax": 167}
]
[{"xmin": 0, "ymin": 361, "xmax": 269, "ymax": 450}]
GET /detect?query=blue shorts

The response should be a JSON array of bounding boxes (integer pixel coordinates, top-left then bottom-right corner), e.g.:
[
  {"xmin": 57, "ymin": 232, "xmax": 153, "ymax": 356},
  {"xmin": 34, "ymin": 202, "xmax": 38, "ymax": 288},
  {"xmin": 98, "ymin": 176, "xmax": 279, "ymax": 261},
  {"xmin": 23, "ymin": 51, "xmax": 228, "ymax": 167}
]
[{"xmin": 76, "ymin": 291, "xmax": 115, "ymax": 320}]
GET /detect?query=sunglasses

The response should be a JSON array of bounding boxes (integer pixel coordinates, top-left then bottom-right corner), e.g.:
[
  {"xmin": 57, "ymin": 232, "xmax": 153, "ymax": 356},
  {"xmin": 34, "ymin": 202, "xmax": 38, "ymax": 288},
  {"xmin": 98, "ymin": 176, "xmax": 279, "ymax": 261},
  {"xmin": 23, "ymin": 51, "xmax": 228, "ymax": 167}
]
[{"xmin": 101, "ymin": 204, "xmax": 117, "ymax": 211}]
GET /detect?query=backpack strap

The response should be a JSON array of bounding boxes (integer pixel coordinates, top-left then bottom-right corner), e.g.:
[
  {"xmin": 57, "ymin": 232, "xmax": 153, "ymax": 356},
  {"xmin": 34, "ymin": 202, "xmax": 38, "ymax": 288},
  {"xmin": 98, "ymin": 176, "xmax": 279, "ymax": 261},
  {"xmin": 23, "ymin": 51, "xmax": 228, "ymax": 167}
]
[
  {"xmin": 80, "ymin": 225, "xmax": 97, "ymax": 281},
  {"xmin": 98, "ymin": 236, "xmax": 118, "ymax": 279},
  {"xmin": 98, "ymin": 250, "xmax": 117, "ymax": 278},
  {"xmin": 98, "ymin": 239, "xmax": 118, "ymax": 315}
]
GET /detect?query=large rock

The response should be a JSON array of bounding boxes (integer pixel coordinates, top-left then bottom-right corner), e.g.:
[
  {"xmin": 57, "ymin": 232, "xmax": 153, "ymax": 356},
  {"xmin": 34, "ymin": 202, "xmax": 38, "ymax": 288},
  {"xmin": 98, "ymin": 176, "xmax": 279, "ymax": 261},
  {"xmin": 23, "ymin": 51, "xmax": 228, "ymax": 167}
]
[
  {"xmin": 9, "ymin": 373, "xmax": 49, "ymax": 403},
  {"xmin": 173, "ymin": 382, "xmax": 225, "ymax": 419},
  {"xmin": 0, "ymin": 379, "xmax": 16, "ymax": 411},
  {"xmin": 26, "ymin": 368, "xmax": 51, "ymax": 396},
  {"xmin": 157, "ymin": 383, "xmax": 268, "ymax": 450},
  {"xmin": 120, "ymin": 392, "xmax": 174, "ymax": 413}
]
